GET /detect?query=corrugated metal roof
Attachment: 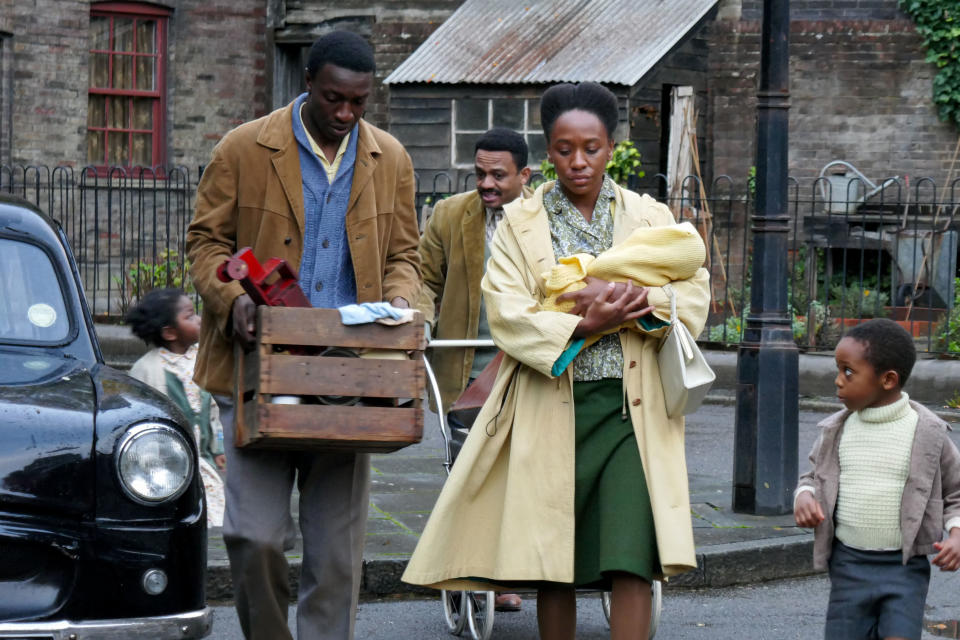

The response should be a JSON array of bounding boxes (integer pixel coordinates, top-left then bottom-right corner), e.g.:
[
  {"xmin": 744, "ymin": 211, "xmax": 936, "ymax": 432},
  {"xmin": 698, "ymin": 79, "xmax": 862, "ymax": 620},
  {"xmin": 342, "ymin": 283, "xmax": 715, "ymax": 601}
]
[{"xmin": 384, "ymin": 0, "xmax": 718, "ymax": 86}]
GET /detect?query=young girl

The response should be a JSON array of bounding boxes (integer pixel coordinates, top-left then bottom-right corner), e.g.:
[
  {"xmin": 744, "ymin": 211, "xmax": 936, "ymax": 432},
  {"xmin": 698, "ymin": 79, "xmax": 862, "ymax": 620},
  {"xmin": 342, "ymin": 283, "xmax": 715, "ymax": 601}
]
[
  {"xmin": 403, "ymin": 82, "xmax": 710, "ymax": 638},
  {"xmin": 126, "ymin": 288, "xmax": 226, "ymax": 527}
]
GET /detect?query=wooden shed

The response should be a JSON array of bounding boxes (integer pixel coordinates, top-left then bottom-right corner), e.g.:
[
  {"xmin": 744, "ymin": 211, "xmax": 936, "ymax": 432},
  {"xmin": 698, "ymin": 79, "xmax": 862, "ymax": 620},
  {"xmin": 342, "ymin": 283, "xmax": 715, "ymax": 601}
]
[{"xmin": 384, "ymin": 0, "xmax": 718, "ymax": 193}]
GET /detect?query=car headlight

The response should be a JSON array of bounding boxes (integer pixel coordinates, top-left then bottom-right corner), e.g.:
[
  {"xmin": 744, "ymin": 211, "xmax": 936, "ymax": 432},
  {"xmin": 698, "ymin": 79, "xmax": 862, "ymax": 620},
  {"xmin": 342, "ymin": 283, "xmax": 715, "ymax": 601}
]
[{"xmin": 116, "ymin": 423, "xmax": 194, "ymax": 504}]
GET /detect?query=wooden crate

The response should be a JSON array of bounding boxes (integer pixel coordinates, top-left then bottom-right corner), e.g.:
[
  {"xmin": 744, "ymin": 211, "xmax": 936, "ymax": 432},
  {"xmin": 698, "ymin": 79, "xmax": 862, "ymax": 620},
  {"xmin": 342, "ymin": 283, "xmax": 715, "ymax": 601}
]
[{"xmin": 233, "ymin": 307, "xmax": 425, "ymax": 453}]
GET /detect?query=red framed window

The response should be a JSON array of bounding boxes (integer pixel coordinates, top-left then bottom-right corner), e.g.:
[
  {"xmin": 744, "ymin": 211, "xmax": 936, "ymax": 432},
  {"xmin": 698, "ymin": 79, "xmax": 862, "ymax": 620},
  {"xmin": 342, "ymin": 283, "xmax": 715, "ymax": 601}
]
[{"xmin": 87, "ymin": 2, "xmax": 169, "ymax": 170}]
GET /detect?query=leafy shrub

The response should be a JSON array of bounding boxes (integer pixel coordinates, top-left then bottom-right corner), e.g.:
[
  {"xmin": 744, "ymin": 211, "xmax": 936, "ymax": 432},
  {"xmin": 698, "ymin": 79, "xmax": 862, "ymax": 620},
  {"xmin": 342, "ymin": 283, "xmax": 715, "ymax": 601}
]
[
  {"xmin": 934, "ymin": 277, "xmax": 960, "ymax": 351},
  {"xmin": 829, "ymin": 282, "xmax": 890, "ymax": 319},
  {"xmin": 114, "ymin": 248, "xmax": 194, "ymax": 316}
]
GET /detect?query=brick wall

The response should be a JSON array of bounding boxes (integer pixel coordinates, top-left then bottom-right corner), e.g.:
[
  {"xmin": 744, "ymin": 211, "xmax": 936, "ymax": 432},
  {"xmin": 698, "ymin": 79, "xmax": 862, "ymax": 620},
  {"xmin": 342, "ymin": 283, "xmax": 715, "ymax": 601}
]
[
  {"xmin": 7, "ymin": 0, "xmax": 89, "ymax": 166},
  {"xmin": 169, "ymin": 1, "xmax": 268, "ymax": 169},
  {"xmin": 709, "ymin": 18, "xmax": 958, "ymax": 187},
  {"xmin": 3, "ymin": 0, "xmax": 267, "ymax": 172},
  {"xmin": 741, "ymin": 0, "xmax": 905, "ymax": 20},
  {"xmin": 280, "ymin": 1, "xmax": 463, "ymax": 131},
  {"xmin": 368, "ymin": 19, "xmax": 445, "ymax": 129},
  {"xmin": 0, "ymin": 0, "xmax": 12, "ymax": 164}
]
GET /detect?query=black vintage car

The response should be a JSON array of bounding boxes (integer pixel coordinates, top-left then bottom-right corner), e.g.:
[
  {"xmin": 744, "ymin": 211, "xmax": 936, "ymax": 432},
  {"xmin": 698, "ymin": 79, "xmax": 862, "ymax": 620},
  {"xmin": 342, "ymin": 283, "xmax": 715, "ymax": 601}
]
[{"xmin": 0, "ymin": 195, "xmax": 211, "ymax": 638}]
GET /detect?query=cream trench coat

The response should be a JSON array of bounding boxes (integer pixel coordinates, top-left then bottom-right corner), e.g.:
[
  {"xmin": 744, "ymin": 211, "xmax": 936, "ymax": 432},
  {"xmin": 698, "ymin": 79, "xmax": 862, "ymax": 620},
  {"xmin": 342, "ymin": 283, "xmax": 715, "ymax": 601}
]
[{"xmin": 402, "ymin": 182, "xmax": 711, "ymax": 590}]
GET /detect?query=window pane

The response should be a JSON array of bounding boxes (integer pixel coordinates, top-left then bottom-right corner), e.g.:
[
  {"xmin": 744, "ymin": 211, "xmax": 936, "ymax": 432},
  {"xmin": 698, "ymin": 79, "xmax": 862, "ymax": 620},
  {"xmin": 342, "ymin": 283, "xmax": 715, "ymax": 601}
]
[
  {"xmin": 87, "ymin": 95, "xmax": 106, "ymax": 128},
  {"xmin": 528, "ymin": 100, "xmax": 541, "ymax": 129},
  {"xmin": 492, "ymin": 99, "xmax": 523, "ymax": 129},
  {"xmin": 132, "ymin": 133, "xmax": 152, "ymax": 166},
  {"xmin": 132, "ymin": 98, "xmax": 153, "ymax": 130},
  {"xmin": 87, "ymin": 130, "xmax": 105, "ymax": 165},
  {"xmin": 455, "ymin": 99, "xmax": 487, "ymax": 131},
  {"xmin": 108, "ymin": 96, "xmax": 129, "ymax": 129},
  {"xmin": 0, "ymin": 239, "xmax": 70, "ymax": 343},
  {"xmin": 455, "ymin": 133, "xmax": 483, "ymax": 165},
  {"xmin": 90, "ymin": 16, "xmax": 110, "ymax": 50},
  {"xmin": 135, "ymin": 55, "xmax": 154, "ymax": 90},
  {"xmin": 112, "ymin": 54, "xmax": 132, "ymax": 89},
  {"xmin": 89, "ymin": 53, "xmax": 110, "ymax": 88},
  {"xmin": 114, "ymin": 18, "xmax": 134, "ymax": 52},
  {"xmin": 107, "ymin": 131, "xmax": 129, "ymax": 166},
  {"xmin": 527, "ymin": 134, "xmax": 546, "ymax": 166},
  {"xmin": 135, "ymin": 20, "xmax": 156, "ymax": 53}
]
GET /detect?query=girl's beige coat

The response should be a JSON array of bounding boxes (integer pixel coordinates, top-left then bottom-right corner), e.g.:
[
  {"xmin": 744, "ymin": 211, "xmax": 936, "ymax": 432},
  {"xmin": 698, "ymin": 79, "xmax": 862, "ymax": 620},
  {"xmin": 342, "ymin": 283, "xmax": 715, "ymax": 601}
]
[{"xmin": 402, "ymin": 183, "xmax": 711, "ymax": 589}]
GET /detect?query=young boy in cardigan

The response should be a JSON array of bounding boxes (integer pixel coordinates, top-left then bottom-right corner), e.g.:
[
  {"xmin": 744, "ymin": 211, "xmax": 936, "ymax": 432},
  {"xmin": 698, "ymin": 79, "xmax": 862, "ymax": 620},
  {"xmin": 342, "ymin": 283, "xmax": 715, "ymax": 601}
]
[{"xmin": 795, "ymin": 318, "xmax": 960, "ymax": 640}]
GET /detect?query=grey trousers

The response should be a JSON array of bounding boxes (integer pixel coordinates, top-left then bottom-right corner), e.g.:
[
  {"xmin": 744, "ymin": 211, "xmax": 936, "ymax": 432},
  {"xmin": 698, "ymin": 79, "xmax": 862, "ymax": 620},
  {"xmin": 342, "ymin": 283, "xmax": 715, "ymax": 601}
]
[{"xmin": 216, "ymin": 395, "xmax": 370, "ymax": 640}]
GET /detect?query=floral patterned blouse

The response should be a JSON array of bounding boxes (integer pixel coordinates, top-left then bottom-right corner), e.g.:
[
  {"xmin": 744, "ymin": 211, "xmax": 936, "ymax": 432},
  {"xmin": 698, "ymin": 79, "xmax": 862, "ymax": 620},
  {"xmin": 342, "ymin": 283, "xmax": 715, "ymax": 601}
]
[{"xmin": 544, "ymin": 175, "xmax": 624, "ymax": 382}]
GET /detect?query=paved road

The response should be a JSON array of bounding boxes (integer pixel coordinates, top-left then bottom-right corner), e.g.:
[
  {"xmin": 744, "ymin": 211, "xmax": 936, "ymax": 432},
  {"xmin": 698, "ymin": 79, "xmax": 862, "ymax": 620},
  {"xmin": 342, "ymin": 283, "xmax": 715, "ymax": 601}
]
[{"xmin": 207, "ymin": 566, "xmax": 960, "ymax": 639}]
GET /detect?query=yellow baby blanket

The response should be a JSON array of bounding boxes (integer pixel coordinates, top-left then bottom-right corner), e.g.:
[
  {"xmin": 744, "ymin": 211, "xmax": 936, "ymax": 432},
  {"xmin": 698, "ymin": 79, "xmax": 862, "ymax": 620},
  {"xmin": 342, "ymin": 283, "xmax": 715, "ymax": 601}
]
[{"xmin": 541, "ymin": 221, "xmax": 706, "ymax": 346}]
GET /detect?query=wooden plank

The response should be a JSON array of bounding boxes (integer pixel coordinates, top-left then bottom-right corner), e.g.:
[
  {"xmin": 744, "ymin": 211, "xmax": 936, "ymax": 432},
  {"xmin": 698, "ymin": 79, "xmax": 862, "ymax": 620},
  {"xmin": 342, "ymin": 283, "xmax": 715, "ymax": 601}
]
[
  {"xmin": 259, "ymin": 354, "xmax": 424, "ymax": 398},
  {"xmin": 233, "ymin": 343, "xmax": 260, "ymax": 446},
  {"xmin": 243, "ymin": 404, "xmax": 423, "ymax": 453},
  {"xmin": 258, "ymin": 307, "xmax": 424, "ymax": 351}
]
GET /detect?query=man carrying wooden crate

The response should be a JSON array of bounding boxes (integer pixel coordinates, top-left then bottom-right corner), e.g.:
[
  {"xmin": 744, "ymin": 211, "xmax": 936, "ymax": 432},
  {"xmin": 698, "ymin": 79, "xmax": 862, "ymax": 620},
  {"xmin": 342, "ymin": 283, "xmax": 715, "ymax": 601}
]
[{"xmin": 187, "ymin": 31, "xmax": 420, "ymax": 640}]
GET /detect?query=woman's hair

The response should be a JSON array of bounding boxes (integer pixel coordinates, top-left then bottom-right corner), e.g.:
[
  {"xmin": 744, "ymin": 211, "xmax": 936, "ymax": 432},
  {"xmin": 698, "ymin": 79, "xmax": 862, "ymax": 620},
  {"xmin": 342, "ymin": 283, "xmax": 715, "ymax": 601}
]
[
  {"xmin": 125, "ymin": 288, "xmax": 184, "ymax": 348},
  {"xmin": 844, "ymin": 318, "xmax": 917, "ymax": 386},
  {"xmin": 540, "ymin": 82, "xmax": 619, "ymax": 142}
]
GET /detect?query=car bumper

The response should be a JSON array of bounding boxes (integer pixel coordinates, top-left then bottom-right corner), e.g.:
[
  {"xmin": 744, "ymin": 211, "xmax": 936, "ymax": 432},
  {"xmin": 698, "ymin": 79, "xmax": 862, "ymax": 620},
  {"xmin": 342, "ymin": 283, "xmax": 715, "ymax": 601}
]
[{"xmin": 0, "ymin": 607, "xmax": 212, "ymax": 639}]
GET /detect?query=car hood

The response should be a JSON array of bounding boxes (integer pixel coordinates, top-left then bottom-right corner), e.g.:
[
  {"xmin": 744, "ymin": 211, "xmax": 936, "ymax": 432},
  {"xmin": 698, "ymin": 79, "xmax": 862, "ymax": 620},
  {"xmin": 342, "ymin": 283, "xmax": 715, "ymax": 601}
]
[{"xmin": 0, "ymin": 352, "xmax": 95, "ymax": 516}]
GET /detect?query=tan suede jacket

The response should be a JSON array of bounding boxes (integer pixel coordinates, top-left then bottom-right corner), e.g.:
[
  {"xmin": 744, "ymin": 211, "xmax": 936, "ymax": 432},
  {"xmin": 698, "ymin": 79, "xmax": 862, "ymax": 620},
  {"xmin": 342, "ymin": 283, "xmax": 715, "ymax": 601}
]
[
  {"xmin": 187, "ymin": 101, "xmax": 421, "ymax": 394},
  {"xmin": 417, "ymin": 187, "xmax": 531, "ymax": 408},
  {"xmin": 797, "ymin": 400, "xmax": 960, "ymax": 570}
]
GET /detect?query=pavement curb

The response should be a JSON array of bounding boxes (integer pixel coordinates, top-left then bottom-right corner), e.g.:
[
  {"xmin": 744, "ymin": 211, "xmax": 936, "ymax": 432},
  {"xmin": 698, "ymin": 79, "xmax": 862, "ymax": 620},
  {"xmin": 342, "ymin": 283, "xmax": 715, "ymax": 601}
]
[
  {"xmin": 703, "ymin": 391, "xmax": 960, "ymax": 423},
  {"xmin": 205, "ymin": 535, "xmax": 822, "ymax": 602}
]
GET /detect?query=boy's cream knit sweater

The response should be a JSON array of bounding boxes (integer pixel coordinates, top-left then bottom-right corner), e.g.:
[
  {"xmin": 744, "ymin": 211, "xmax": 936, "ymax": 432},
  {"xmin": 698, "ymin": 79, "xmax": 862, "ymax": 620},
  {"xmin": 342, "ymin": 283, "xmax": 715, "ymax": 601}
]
[{"xmin": 835, "ymin": 393, "xmax": 918, "ymax": 550}]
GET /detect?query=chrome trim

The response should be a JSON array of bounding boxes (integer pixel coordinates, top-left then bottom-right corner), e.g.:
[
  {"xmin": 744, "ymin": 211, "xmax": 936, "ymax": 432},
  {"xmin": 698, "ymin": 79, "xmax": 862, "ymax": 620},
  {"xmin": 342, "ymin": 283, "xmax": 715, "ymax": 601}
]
[
  {"xmin": 115, "ymin": 422, "xmax": 194, "ymax": 506},
  {"xmin": 0, "ymin": 607, "xmax": 211, "ymax": 639}
]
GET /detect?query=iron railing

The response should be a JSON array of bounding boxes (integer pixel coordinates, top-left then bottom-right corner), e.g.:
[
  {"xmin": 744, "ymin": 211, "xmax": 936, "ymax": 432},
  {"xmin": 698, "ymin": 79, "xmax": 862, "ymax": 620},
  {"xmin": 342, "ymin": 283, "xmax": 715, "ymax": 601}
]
[{"xmin": 3, "ymin": 164, "xmax": 959, "ymax": 356}]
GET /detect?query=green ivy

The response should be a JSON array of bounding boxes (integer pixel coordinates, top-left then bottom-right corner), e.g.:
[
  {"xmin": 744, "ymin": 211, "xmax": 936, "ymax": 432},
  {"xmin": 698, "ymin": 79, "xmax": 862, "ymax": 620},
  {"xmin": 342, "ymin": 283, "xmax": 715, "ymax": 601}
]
[
  {"xmin": 900, "ymin": 0, "xmax": 960, "ymax": 127},
  {"xmin": 538, "ymin": 140, "xmax": 646, "ymax": 187}
]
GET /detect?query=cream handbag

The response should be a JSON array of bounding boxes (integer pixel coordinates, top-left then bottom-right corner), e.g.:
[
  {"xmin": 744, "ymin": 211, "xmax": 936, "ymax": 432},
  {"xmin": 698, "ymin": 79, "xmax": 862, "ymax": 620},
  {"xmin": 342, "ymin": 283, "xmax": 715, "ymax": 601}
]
[{"xmin": 657, "ymin": 284, "xmax": 716, "ymax": 418}]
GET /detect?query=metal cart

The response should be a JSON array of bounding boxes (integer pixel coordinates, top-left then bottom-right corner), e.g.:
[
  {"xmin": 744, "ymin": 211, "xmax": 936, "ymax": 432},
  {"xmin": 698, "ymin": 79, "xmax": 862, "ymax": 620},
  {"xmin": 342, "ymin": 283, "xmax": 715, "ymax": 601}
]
[{"xmin": 422, "ymin": 339, "xmax": 661, "ymax": 640}]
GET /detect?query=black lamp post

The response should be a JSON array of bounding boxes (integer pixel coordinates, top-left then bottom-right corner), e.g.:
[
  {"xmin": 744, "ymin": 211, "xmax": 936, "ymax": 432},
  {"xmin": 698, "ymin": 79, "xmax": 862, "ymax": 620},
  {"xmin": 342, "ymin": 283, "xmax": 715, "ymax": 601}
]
[{"xmin": 732, "ymin": 0, "xmax": 799, "ymax": 515}]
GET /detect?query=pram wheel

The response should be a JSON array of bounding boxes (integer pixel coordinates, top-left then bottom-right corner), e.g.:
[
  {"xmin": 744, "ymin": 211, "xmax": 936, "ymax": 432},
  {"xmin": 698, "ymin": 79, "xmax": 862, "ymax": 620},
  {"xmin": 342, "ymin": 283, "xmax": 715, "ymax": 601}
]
[
  {"xmin": 466, "ymin": 591, "xmax": 495, "ymax": 640},
  {"xmin": 441, "ymin": 589, "xmax": 467, "ymax": 634},
  {"xmin": 601, "ymin": 580, "xmax": 662, "ymax": 638}
]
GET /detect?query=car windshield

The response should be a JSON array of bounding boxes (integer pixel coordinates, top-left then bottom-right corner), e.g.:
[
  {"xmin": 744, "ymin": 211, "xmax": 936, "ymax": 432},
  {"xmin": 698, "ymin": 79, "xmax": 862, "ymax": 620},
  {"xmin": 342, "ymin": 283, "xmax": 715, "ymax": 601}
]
[{"xmin": 0, "ymin": 237, "xmax": 71, "ymax": 343}]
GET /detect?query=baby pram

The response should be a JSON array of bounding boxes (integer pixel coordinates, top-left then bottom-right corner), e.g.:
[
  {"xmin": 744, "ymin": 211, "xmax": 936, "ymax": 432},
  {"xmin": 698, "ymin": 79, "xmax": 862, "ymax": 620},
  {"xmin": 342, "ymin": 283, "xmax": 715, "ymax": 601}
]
[{"xmin": 422, "ymin": 339, "xmax": 662, "ymax": 640}]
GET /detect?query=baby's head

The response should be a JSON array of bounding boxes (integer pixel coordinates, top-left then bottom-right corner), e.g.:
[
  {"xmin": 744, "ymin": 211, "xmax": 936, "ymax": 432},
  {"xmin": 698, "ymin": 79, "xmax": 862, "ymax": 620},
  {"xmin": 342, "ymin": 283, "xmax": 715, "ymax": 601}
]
[
  {"xmin": 834, "ymin": 318, "xmax": 916, "ymax": 411},
  {"xmin": 125, "ymin": 288, "xmax": 200, "ymax": 353}
]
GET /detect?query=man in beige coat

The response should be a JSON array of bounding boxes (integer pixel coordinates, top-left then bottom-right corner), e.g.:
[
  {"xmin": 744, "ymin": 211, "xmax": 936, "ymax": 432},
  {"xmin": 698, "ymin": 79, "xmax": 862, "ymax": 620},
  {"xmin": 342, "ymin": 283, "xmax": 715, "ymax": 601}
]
[
  {"xmin": 418, "ymin": 127, "xmax": 531, "ymax": 409},
  {"xmin": 417, "ymin": 127, "xmax": 531, "ymax": 611},
  {"xmin": 187, "ymin": 32, "xmax": 419, "ymax": 640},
  {"xmin": 403, "ymin": 181, "xmax": 709, "ymax": 588}
]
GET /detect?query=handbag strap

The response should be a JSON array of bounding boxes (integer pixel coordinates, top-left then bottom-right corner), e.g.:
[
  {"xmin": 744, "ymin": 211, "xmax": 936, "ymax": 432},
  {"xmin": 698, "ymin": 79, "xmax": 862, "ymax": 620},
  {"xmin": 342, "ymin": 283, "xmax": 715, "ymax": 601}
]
[{"xmin": 661, "ymin": 284, "xmax": 694, "ymax": 362}]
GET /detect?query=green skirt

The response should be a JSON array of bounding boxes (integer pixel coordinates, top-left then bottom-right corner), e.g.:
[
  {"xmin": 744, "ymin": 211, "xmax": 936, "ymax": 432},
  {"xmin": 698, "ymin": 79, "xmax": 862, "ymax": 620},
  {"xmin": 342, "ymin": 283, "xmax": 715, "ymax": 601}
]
[{"xmin": 573, "ymin": 378, "xmax": 660, "ymax": 589}]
